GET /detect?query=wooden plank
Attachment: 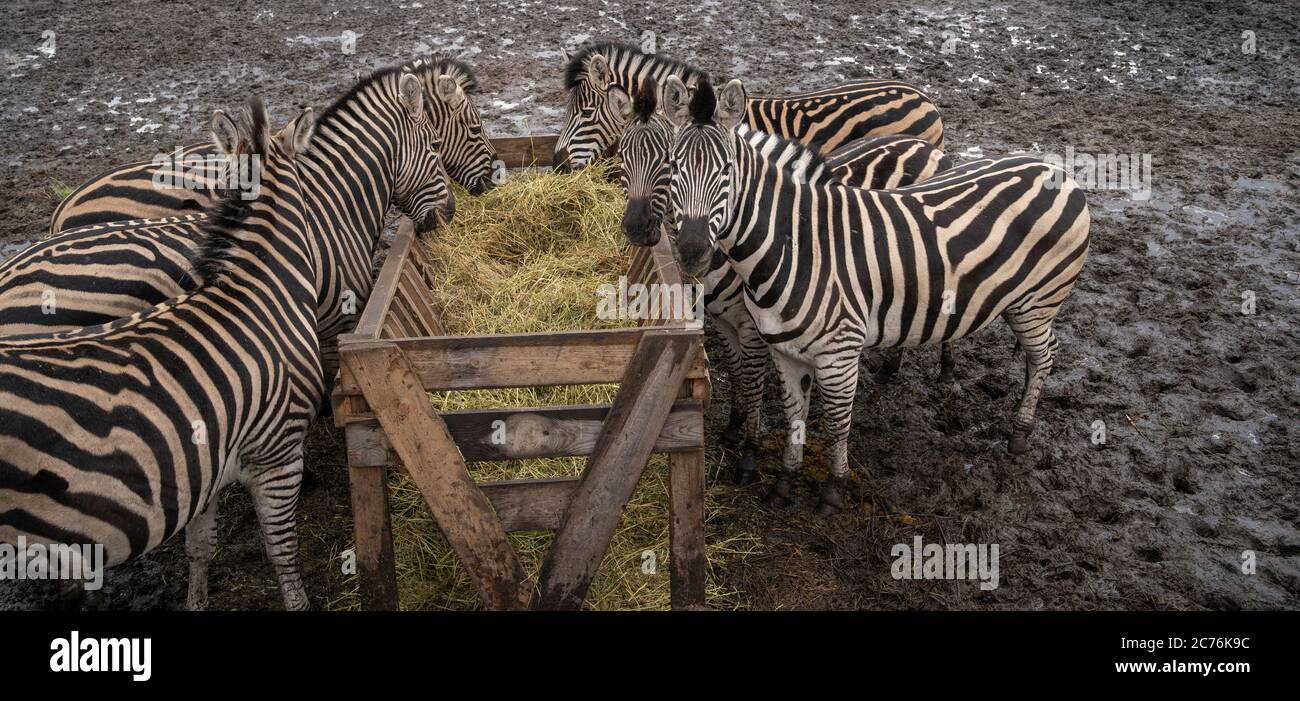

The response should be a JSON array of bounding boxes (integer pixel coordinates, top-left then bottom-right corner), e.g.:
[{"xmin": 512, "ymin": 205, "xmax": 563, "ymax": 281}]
[
  {"xmin": 491, "ymin": 134, "xmax": 558, "ymax": 169},
  {"xmin": 343, "ymin": 341, "xmax": 531, "ymax": 610},
  {"xmin": 442, "ymin": 400, "xmax": 703, "ymax": 461},
  {"xmin": 336, "ymin": 327, "xmax": 708, "ymax": 393},
  {"xmin": 345, "ymin": 420, "xmax": 390, "ymax": 467},
  {"xmin": 669, "ymin": 449, "xmax": 707, "ymax": 609},
  {"xmin": 348, "ymin": 463, "xmax": 398, "ymax": 610},
  {"xmin": 353, "ymin": 220, "xmax": 416, "ymax": 339},
  {"xmin": 398, "ymin": 265, "xmax": 445, "ymax": 336},
  {"xmin": 480, "ymin": 477, "xmax": 579, "ymax": 531},
  {"xmin": 534, "ymin": 329, "xmax": 700, "ymax": 609}
]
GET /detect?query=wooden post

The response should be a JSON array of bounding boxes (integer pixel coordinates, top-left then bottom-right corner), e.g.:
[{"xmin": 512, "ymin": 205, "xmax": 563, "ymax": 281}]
[
  {"xmin": 348, "ymin": 461, "xmax": 398, "ymax": 610},
  {"xmin": 535, "ymin": 329, "xmax": 699, "ymax": 609},
  {"xmin": 669, "ymin": 448, "xmax": 707, "ymax": 610},
  {"xmin": 342, "ymin": 341, "xmax": 532, "ymax": 611}
]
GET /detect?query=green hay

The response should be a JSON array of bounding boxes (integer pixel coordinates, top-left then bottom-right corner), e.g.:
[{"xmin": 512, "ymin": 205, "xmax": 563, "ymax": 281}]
[
  {"xmin": 368, "ymin": 162, "xmax": 759, "ymax": 610},
  {"xmin": 48, "ymin": 178, "xmax": 73, "ymax": 203}
]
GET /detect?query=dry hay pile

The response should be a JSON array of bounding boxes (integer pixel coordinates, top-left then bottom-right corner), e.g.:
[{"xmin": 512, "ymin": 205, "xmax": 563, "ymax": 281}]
[{"xmin": 369, "ymin": 162, "xmax": 759, "ymax": 610}]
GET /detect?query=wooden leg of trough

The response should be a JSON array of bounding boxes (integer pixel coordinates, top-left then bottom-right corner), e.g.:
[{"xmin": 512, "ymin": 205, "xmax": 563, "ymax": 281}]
[
  {"xmin": 669, "ymin": 448, "xmax": 707, "ymax": 610},
  {"xmin": 348, "ymin": 462, "xmax": 398, "ymax": 610},
  {"xmin": 535, "ymin": 329, "xmax": 698, "ymax": 610}
]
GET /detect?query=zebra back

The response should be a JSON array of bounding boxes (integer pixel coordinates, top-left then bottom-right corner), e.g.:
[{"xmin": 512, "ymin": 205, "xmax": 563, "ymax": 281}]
[
  {"xmin": 556, "ymin": 41, "xmax": 945, "ymax": 171},
  {"xmin": 49, "ymin": 144, "xmax": 224, "ymax": 234}
]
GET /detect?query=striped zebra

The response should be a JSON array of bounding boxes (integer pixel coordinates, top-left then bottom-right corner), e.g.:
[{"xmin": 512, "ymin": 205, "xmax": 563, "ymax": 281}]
[
  {"xmin": 660, "ymin": 77, "xmax": 1090, "ymax": 513},
  {"xmin": 49, "ymin": 56, "xmax": 499, "ymax": 235},
  {"xmin": 0, "ymin": 97, "xmax": 374, "ymax": 610},
  {"xmin": 616, "ymin": 78, "xmax": 957, "ymax": 484},
  {"xmin": 0, "ymin": 59, "xmax": 457, "ymax": 393},
  {"xmin": 553, "ymin": 41, "xmax": 944, "ymax": 172}
]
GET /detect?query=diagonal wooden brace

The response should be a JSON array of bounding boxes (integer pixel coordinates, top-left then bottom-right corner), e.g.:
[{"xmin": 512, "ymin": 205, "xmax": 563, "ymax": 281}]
[
  {"xmin": 534, "ymin": 328, "xmax": 700, "ymax": 610},
  {"xmin": 342, "ymin": 340, "xmax": 532, "ymax": 611}
]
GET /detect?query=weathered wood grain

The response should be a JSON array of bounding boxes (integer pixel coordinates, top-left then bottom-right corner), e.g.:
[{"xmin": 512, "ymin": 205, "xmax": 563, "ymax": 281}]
[
  {"xmin": 343, "ymin": 341, "xmax": 531, "ymax": 610},
  {"xmin": 534, "ymin": 329, "xmax": 700, "ymax": 609}
]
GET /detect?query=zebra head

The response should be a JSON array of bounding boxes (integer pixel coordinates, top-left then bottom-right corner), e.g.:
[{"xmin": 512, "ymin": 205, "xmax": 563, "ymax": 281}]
[
  {"xmin": 392, "ymin": 70, "xmax": 456, "ymax": 235},
  {"xmin": 618, "ymin": 78, "xmax": 673, "ymax": 247},
  {"xmin": 417, "ymin": 57, "xmax": 506, "ymax": 195},
  {"xmin": 195, "ymin": 98, "xmax": 317, "ymax": 285},
  {"xmin": 554, "ymin": 50, "xmax": 629, "ymax": 173},
  {"xmin": 662, "ymin": 75, "xmax": 747, "ymax": 276}
]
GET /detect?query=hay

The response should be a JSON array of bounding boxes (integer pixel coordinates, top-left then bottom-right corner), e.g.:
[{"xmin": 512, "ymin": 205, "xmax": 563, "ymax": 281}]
[{"xmin": 374, "ymin": 162, "xmax": 759, "ymax": 610}]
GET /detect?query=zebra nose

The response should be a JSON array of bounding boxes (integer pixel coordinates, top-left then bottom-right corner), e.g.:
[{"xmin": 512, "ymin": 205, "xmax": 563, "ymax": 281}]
[
  {"xmin": 676, "ymin": 219, "xmax": 712, "ymax": 275},
  {"xmin": 621, "ymin": 200, "xmax": 659, "ymax": 246},
  {"xmin": 552, "ymin": 147, "xmax": 571, "ymax": 173}
]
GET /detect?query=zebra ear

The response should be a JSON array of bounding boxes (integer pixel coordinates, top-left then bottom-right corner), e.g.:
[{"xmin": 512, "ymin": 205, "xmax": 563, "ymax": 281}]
[
  {"xmin": 609, "ymin": 87, "xmax": 634, "ymax": 122},
  {"xmin": 716, "ymin": 79, "xmax": 747, "ymax": 130},
  {"xmin": 210, "ymin": 109, "xmax": 241, "ymax": 156},
  {"xmin": 435, "ymin": 74, "xmax": 466, "ymax": 109},
  {"xmin": 279, "ymin": 107, "xmax": 315, "ymax": 158},
  {"xmin": 399, "ymin": 72, "xmax": 426, "ymax": 119},
  {"xmin": 587, "ymin": 53, "xmax": 612, "ymax": 89},
  {"xmin": 662, "ymin": 75, "xmax": 691, "ymax": 128}
]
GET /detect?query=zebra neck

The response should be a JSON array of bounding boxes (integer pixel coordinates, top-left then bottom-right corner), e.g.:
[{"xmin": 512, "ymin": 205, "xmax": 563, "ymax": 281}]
[
  {"xmin": 721, "ymin": 131, "xmax": 822, "ymax": 284},
  {"xmin": 298, "ymin": 118, "xmax": 396, "ymax": 256}
]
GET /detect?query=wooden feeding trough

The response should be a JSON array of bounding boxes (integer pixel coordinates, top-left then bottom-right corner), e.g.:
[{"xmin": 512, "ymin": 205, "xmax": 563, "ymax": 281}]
[{"xmin": 332, "ymin": 135, "xmax": 711, "ymax": 610}]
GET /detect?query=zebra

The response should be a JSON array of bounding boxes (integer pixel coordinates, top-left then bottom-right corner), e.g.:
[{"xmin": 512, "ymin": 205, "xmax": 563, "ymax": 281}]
[
  {"xmin": 0, "ymin": 59, "xmax": 458, "ymax": 395},
  {"xmin": 48, "ymin": 56, "xmax": 500, "ymax": 235},
  {"xmin": 615, "ymin": 78, "xmax": 957, "ymax": 484},
  {"xmin": 660, "ymin": 76, "xmax": 1090, "ymax": 514},
  {"xmin": 0, "ymin": 96, "xmax": 403, "ymax": 610},
  {"xmin": 553, "ymin": 41, "xmax": 944, "ymax": 172}
]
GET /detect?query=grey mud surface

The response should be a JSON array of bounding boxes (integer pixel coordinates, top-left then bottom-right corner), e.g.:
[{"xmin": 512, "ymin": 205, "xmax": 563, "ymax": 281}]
[{"xmin": 0, "ymin": 0, "xmax": 1296, "ymax": 609}]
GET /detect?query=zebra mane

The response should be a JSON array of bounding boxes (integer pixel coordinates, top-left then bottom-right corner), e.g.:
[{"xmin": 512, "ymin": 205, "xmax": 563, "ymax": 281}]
[
  {"xmin": 410, "ymin": 54, "xmax": 480, "ymax": 92},
  {"xmin": 316, "ymin": 52, "xmax": 480, "ymax": 133},
  {"xmin": 737, "ymin": 125, "xmax": 832, "ymax": 185},
  {"xmin": 563, "ymin": 41, "xmax": 706, "ymax": 90},
  {"xmin": 189, "ymin": 99, "xmax": 272, "ymax": 285}
]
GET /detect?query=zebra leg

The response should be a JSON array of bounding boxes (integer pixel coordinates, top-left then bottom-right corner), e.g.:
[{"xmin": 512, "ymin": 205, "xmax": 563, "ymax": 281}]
[
  {"xmin": 938, "ymin": 342, "xmax": 957, "ymax": 384},
  {"xmin": 184, "ymin": 496, "xmax": 220, "ymax": 611},
  {"xmin": 1005, "ymin": 312, "xmax": 1061, "ymax": 454},
  {"xmin": 873, "ymin": 348, "xmax": 903, "ymax": 383},
  {"xmin": 243, "ymin": 456, "xmax": 310, "ymax": 611},
  {"xmin": 731, "ymin": 317, "xmax": 768, "ymax": 485},
  {"xmin": 814, "ymin": 353, "xmax": 860, "ymax": 516},
  {"xmin": 712, "ymin": 318, "xmax": 747, "ymax": 448},
  {"xmin": 763, "ymin": 351, "xmax": 814, "ymax": 508}
]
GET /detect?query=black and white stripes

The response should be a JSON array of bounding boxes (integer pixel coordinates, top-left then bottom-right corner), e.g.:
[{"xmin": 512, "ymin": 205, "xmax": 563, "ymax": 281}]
[
  {"xmin": 662, "ymin": 77, "xmax": 1090, "ymax": 513},
  {"xmin": 0, "ymin": 59, "xmax": 458, "ymax": 390},
  {"xmin": 555, "ymin": 41, "xmax": 945, "ymax": 172},
  {"xmin": 0, "ymin": 98, "xmax": 345, "ymax": 610},
  {"xmin": 48, "ymin": 56, "xmax": 495, "ymax": 234}
]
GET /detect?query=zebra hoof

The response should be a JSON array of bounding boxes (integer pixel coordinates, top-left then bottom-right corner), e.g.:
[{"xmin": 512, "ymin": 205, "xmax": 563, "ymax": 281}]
[
  {"xmin": 815, "ymin": 476, "xmax": 847, "ymax": 516},
  {"xmin": 762, "ymin": 475, "xmax": 794, "ymax": 508},
  {"xmin": 720, "ymin": 408, "xmax": 745, "ymax": 447},
  {"xmin": 938, "ymin": 368, "xmax": 956, "ymax": 385},
  {"xmin": 731, "ymin": 454, "xmax": 758, "ymax": 485},
  {"xmin": 1007, "ymin": 428, "xmax": 1033, "ymax": 454}
]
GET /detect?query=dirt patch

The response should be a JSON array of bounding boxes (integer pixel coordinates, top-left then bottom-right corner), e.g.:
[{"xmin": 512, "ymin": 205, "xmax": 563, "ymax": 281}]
[{"xmin": 1, "ymin": 0, "xmax": 1296, "ymax": 610}]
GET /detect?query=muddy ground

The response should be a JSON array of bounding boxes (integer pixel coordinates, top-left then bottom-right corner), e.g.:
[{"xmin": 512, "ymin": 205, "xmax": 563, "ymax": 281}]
[{"xmin": 1, "ymin": 0, "xmax": 1297, "ymax": 610}]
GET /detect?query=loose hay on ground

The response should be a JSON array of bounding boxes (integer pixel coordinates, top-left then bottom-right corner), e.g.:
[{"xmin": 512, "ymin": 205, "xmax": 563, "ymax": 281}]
[{"xmin": 361, "ymin": 162, "xmax": 759, "ymax": 610}]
